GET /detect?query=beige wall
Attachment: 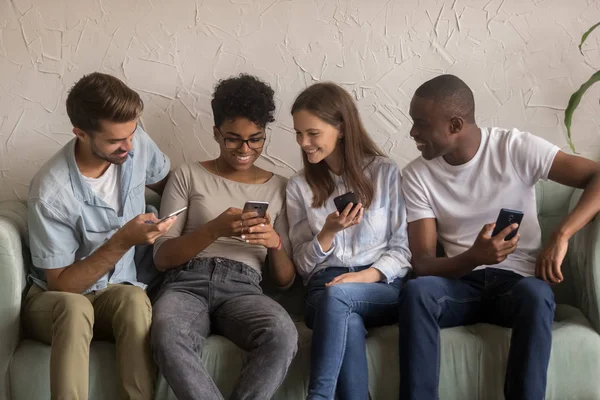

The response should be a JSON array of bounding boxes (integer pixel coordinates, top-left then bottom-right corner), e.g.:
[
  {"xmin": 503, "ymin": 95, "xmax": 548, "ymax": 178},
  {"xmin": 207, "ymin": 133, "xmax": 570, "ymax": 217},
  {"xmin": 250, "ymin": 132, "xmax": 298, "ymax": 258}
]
[{"xmin": 0, "ymin": 0, "xmax": 599, "ymax": 201}]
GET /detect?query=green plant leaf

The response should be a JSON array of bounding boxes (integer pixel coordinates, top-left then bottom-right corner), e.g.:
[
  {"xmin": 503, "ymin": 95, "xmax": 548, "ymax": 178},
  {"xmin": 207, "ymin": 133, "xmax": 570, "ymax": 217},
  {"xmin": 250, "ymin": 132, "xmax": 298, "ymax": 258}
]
[
  {"xmin": 565, "ymin": 70, "xmax": 600, "ymax": 152},
  {"xmin": 579, "ymin": 22, "xmax": 600, "ymax": 55}
]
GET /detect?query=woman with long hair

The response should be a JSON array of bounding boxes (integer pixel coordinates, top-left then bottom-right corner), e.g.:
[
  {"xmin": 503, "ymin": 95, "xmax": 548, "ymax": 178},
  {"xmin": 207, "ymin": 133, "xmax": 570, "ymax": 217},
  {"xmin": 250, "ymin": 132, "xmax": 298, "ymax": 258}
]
[{"xmin": 286, "ymin": 82, "xmax": 412, "ymax": 400}]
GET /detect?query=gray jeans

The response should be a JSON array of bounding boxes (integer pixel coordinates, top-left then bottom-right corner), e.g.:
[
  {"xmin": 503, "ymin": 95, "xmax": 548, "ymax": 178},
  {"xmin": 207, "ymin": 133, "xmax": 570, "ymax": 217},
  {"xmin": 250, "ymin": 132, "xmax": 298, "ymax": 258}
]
[{"xmin": 150, "ymin": 257, "xmax": 298, "ymax": 400}]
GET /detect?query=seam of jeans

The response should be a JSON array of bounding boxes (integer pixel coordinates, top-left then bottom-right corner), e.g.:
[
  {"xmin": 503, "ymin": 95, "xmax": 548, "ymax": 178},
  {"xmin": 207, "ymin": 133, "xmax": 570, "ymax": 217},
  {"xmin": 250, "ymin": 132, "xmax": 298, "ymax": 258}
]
[{"xmin": 436, "ymin": 295, "xmax": 481, "ymax": 305}]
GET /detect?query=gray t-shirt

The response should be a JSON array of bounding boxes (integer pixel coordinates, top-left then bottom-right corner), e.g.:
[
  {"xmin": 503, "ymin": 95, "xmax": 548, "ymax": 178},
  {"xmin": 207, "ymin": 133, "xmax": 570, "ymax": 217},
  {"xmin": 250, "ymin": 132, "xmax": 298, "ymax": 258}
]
[{"xmin": 154, "ymin": 162, "xmax": 291, "ymax": 274}]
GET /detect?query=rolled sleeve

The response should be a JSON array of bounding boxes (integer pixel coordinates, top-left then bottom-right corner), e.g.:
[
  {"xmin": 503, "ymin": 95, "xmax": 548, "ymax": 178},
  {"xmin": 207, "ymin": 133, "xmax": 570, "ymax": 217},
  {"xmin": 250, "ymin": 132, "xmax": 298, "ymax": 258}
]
[{"xmin": 28, "ymin": 200, "xmax": 79, "ymax": 270}]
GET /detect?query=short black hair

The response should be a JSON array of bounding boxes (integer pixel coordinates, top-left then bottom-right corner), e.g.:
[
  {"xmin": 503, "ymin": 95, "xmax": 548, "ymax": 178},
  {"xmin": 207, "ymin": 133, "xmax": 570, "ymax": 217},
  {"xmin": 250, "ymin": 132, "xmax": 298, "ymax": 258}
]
[
  {"xmin": 414, "ymin": 74, "xmax": 475, "ymax": 123},
  {"xmin": 211, "ymin": 74, "xmax": 275, "ymax": 128}
]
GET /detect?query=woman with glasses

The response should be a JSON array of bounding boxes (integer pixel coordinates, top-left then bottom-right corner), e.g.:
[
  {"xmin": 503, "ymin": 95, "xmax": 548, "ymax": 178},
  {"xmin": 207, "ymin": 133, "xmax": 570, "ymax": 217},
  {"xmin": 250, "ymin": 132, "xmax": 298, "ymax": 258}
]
[{"xmin": 150, "ymin": 74, "xmax": 298, "ymax": 400}]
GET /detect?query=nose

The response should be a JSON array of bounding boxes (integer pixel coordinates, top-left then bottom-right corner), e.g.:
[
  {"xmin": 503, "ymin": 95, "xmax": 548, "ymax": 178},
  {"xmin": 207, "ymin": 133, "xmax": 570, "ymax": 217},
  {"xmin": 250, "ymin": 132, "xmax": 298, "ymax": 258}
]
[
  {"xmin": 239, "ymin": 141, "xmax": 251, "ymax": 152},
  {"xmin": 297, "ymin": 133, "xmax": 309, "ymax": 147},
  {"xmin": 409, "ymin": 125, "xmax": 417, "ymax": 139},
  {"xmin": 121, "ymin": 140, "xmax": 133, "ymax": 153}
]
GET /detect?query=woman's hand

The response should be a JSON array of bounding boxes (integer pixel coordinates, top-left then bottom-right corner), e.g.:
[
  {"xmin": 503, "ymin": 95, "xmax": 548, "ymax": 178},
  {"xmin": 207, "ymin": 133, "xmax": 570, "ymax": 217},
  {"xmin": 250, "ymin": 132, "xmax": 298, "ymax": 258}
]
[{"xmin": 240, "ymin": 213, "xmax": 282, "ymax": 249}]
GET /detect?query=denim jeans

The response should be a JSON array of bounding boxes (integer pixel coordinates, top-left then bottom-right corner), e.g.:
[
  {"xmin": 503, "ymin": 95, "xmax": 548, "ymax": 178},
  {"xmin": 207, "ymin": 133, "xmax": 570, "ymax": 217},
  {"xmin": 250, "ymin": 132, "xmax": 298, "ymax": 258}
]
[
  {"xmin": 398, "ymin": 268, "xmax": 555, "ymax": 400},
  {"xmin": 305, "ymin": 266, "xmax": 404, "ymax": 400},
  {"xmin": 150, "ymin": 257, "xmax": 298, "ymax": 400}
]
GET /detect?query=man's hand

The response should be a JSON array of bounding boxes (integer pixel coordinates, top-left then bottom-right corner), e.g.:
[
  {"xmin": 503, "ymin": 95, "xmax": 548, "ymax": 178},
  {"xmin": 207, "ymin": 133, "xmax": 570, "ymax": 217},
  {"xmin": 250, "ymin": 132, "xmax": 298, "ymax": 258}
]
[
  {"xmin": 112, "ymin": 213, "xmax": 177, "ymax": 249},
  {"xmin": 535, "ymin": 235, "xmax": 567, "ymax": 284},
  {"xmin": 465, "ymin": 222, "xmax": 520, "ymax": 266},
  {"xmin": 207, "ymin": 207, "xmax": 266, "ymax": 239},
  {"xmin": 326, "ymin": 267, "xmax": 384, "ymax": 287}
]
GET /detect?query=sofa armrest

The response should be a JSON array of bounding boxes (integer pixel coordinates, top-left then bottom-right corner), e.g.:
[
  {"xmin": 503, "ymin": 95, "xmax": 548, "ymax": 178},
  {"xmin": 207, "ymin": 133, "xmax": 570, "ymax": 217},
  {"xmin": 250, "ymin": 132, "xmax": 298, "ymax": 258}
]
[
  {"xmin": 567, "ymin": 189, "xmax": 600, "ymax": 333},
  {"xmin": 0, "ymin": 201, "xmax": 28, "ymax": 400}
]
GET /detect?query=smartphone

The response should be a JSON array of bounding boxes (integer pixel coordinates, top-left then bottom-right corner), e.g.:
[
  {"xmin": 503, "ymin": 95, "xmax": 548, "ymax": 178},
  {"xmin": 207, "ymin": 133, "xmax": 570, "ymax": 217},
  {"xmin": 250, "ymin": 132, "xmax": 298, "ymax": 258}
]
[
  {"xmin": 243, "ymin": 201, "xmax": 269, "ymax": 218},
  {"xmin": 491, "ymin": 208, "xmax": 524, "ymax": 240},
  {"xmin": 158, "ymin": 206, "xmax": 188, "ymax": 223},
  {"xmin": 333, "ymin": 191, "xmax": 358, "ymax": 214}
]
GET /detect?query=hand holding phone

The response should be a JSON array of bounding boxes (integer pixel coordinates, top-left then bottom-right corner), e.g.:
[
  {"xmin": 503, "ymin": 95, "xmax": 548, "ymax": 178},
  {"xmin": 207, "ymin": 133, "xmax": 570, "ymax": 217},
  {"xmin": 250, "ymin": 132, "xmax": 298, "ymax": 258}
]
[
  {"xmin": 491, "ymin": 208, "xmax": 524, "ymax": 240},
  {"xmin": 333, "ymin": 191, "xmax": 358, "ymax": 214}
]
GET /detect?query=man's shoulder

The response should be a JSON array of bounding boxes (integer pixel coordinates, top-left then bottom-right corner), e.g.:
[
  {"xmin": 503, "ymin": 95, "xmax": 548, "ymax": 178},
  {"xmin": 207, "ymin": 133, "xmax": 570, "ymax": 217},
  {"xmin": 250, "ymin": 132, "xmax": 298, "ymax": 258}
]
[
  {"xmin": 403, "ymin": 155, "xmax": 430, "ymax": 176},
  {"xmin": 29, "ymin": 142, "xmax": 76, "ymax": 208}
]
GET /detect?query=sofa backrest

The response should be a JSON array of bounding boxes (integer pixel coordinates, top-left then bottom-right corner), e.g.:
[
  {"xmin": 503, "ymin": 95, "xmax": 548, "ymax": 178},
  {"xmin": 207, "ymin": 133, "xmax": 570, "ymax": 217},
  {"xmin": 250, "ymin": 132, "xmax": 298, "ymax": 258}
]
[{"xmin": 1, "ymin": 180, "xmax": 580, "ymax": 314}]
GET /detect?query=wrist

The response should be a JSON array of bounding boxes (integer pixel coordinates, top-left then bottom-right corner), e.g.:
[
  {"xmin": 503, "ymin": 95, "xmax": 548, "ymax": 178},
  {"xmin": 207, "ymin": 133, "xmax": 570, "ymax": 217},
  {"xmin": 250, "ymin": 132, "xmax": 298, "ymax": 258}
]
[
  {"xmin": 552, "ymin": 228, "xmax": 572, "ymax": 243},
  {"xmin": 199, "ymin": 222, "xmax": 219, "ymax": 242},
  {"xmin": 268, "ymin": 234, "xmax": 283, "ymax": 250},
  {"xmin": 108, "ymin": 231, "xmax": 132, "ymax": 252},
  {"xmin": 363, "ymin": 267, "xmax": 385, "ymax": 282}
]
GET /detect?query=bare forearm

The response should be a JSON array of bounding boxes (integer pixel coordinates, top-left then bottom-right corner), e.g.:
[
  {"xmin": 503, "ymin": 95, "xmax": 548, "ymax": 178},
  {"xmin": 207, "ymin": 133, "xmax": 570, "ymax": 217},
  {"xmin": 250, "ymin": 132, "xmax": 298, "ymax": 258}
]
[
  {"xmin": 413, "ymin": 251, "xmax": 479, "ymax": 278},
  {"xmin": 154, "ymin": 225, "xmax": 217, "ymax": 270},
  {"xmin": 269, "ymin": 248, "xmax": 296, "ymax": 287},
  {"xmin": 49, "ymin": 237, "xmax": 130, "ymax": 293},
  {"xmin": 554, "ymin": 173, "xmax": 600, "ymax": 240}
]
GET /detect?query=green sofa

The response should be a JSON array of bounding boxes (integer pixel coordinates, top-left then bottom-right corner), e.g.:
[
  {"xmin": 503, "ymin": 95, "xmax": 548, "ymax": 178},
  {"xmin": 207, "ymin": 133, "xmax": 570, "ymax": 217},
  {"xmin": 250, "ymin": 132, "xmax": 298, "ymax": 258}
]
[{"xmin": 1, "ymin": 181, "xmax": 600, "ymax": 399}]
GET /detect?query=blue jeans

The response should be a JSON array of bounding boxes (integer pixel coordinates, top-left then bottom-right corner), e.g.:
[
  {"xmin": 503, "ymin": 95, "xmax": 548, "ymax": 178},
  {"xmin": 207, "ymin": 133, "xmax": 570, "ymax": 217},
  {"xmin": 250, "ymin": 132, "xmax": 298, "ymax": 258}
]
[
  {"xmin": 151, "ymin": 258, "xmax": 298, "ymax": 400},
  {"xmin": 398, "ymin": 268, "xmax": 555, "ymax": 400},
  {"xmin": 305, "ymin": 266, "xmax": 404, "ymax": 400}
]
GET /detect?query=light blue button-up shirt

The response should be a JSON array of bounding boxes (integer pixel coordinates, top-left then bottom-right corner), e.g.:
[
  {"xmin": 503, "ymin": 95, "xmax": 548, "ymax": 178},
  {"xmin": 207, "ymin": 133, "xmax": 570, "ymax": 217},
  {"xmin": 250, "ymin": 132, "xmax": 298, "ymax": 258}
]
[
  {"xmin": 286, "ymin": 156, "xmax": 412, "ymax": 285},
  {"xmin": 27, "ymin": 126, "xmax": 170, "ymax": 294}
]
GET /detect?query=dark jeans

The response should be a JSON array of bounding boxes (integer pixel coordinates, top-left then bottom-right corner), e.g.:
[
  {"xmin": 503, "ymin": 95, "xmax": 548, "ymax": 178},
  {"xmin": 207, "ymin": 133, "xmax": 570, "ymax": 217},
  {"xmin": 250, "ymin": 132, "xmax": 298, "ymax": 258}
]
[
  {"xmin": 398, "ymin": 268, "xmax": 555, "ymax": 400},
  {"xmin": 305, "ymin": 266, "xmax": 404, "ymax": 400},
  {"xmin": 151, "ymin": 257, "xmax": 298, "ymax": 400}
]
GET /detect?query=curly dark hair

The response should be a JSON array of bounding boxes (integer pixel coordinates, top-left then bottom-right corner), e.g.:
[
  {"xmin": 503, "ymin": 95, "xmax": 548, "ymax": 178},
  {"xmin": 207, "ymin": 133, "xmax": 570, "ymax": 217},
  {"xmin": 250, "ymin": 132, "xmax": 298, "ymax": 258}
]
[{"xmin": 211, "ymin": 74, "xmax": 276, "ymax": 128}]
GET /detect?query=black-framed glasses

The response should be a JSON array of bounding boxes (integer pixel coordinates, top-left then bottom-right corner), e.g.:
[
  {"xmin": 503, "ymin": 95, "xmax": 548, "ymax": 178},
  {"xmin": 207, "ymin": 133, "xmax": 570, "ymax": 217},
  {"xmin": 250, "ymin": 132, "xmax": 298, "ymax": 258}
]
[{"xmin": 222, "ymin": 136, "xmax": 267, "ymax": 150}]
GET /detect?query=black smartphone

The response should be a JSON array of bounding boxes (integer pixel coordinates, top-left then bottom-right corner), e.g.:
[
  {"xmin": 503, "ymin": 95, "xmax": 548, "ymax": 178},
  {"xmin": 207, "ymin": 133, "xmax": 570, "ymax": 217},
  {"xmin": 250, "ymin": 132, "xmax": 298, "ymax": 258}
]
[
  {"xmin": 243, "ymin": 201, "xmax": 269, "ymax": 218},
  {"xmin": 333, "ymin": 191, "xmax": 358, "ymax": 214},
  {"xmin": 491, "ymin": 208, "xmax": 524, "ymax": 240}
]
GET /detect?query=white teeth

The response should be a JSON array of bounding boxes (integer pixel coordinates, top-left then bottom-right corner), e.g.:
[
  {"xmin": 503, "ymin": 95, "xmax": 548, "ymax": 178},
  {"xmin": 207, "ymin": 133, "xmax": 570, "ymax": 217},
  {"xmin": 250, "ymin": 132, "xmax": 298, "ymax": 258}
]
[
  {"xmin": 236, "ymin": 155, "xmax": 250, "ymax": 160},
  {"xmin": 304, "ymin": 149, "xmax": 317, "ymax": 154}
]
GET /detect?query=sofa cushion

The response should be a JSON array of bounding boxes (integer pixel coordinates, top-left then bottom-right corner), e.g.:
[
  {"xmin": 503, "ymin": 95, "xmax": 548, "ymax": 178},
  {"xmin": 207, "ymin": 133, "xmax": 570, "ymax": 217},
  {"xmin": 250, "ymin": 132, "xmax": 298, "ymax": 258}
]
[{"xmin": 11, "ymin": 305, "xmax": 600, "ymax": 400}]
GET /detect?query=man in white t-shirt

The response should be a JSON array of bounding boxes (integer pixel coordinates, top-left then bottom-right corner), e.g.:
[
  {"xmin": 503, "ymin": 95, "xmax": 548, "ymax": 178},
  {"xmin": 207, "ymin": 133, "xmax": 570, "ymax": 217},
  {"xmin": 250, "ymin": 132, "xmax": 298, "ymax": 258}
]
[{"xmin": 398, "ymin": 74, "xmax": 600, "ymax": 400}]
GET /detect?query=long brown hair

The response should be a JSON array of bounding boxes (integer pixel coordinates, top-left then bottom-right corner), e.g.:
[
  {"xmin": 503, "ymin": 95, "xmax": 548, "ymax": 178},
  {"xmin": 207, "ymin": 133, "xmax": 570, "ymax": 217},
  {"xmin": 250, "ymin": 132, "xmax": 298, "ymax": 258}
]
[{"xmin": 291, "ymin": 82, "xmax": 386, "ymax": 209}]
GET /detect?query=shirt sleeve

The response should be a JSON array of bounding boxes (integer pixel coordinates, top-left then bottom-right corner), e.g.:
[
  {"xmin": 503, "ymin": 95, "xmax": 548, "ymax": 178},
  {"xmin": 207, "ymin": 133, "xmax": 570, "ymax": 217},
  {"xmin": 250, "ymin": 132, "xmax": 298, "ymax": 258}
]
[
  {"xmin": 153, "ymin": 166, "xmax": 189, "ymax": 257},
  {"xmin": 506, "ymin": 129, "xmax": 560, "ymax": 186},
  {"xmin": 371, "ymin": 166, "xmax": 412, "ymax": 282},
  {"xmin": 28, "ymin": 199, "xmax": 79, "ymax": 270},
  {"xmin": 286, "ymin": 177, "xmax": 335, "ymax": 281},
  {"xmin": 401, "ymin": 164, "xmax": 436, "ymax": 223},
  {"xmin": 136, "ymin": 126, "xmax": 170, "ymax": 185}
]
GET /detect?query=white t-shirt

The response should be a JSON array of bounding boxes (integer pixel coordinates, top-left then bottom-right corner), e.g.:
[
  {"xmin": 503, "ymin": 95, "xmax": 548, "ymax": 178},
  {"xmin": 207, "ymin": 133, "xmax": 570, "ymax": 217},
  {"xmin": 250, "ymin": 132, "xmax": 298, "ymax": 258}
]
[
  {"xmin": 82, "ymin": 163, "xmax": 121, "ymax": 212},
  {"xmin": 402, "ymin": 127, "xmax": 560, "ymax": 276}
]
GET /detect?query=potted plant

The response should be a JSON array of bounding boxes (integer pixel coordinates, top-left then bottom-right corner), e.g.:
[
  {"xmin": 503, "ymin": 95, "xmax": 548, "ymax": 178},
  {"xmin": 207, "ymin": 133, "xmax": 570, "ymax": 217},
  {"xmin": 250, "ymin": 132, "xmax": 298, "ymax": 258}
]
[{"xmin": 565, "ymin": 22, "xmax": 600, "ymax": 152}]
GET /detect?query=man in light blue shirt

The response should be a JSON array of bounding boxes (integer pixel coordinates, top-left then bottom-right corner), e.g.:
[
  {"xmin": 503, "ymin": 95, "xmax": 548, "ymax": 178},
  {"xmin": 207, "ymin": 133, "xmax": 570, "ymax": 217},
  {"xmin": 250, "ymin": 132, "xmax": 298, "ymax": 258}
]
[{"xmin": 22, "ymin": 72, "xmax": 175, "ymax": 400}]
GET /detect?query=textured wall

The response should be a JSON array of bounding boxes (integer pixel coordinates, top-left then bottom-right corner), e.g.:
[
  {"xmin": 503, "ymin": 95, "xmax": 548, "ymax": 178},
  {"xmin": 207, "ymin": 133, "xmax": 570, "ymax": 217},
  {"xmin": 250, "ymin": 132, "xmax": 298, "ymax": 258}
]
[{"xmin": 0, "ymin": 0, "xmax": 599, "ymax": 201}]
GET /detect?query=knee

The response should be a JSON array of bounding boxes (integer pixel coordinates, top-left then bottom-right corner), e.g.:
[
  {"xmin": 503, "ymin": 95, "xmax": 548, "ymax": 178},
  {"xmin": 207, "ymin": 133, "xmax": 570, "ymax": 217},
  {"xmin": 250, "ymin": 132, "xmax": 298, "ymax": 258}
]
[
  {"xmin": 265, "ymin": 314, "xmax": 298, "ymax": 357},
  {"xmin": 114, "ymin": 286, "xmax": 152, "ymax": 327},
  {"xmin": 515, "ymin": 278, "xmax": 555, "ymax": 315},
  {"xmin": 399, "ymin": 278, "xmax": 435, "ymax": 307},
  {"xmin": 321, "ymin": 284, "xmax": 353, "ymax": 308},
  {"xmin": 53, "ymin": 293, "xmax": 94, "ymax": 335}
]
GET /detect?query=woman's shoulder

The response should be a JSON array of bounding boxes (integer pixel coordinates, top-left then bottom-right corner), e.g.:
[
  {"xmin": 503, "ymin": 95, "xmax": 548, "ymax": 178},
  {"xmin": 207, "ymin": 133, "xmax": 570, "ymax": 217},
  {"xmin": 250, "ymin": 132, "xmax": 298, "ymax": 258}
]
[{"xmin": 366, "ymin": 156, "xmax": 399, "ymax": 175}]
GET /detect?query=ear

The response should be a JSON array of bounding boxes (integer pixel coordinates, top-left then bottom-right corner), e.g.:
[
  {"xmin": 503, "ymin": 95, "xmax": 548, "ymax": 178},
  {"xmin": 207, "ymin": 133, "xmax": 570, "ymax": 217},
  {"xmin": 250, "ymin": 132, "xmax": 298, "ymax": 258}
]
[
  {"xmin": 449, "ymin": 117, "xmax": 463, "ymax": 134},
  {"xmin": 213, "ymin": 126, "xmax": 220, "ymax": 142},
  {"xmin": 73, "ymin": 128, "xmax": 87, "ymax": 141}
]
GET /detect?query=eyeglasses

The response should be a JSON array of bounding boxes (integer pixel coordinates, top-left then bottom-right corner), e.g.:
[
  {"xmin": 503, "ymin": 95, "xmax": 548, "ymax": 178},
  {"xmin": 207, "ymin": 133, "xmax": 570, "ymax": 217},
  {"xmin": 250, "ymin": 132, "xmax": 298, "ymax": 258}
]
[{"xmin": 221, "ymin": 136, "xmax": 266, "ymax": 150}]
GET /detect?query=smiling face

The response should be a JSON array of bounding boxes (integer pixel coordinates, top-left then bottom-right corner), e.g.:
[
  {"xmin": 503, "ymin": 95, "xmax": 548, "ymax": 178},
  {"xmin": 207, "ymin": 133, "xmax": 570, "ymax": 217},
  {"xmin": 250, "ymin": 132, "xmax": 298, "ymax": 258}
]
[
  {"xmin": 408, "ymin": 96, "xmax": 457, "ymax": 160},
  {"xmin": 292, "ymin": 109, "xmax": 342, "ymax": 166},
  {"xmin": 214, "ymin": 117, "xmax": 266, "ymax": 171},
  {"xmin": 75, "ymin": 119, "xmax": 137, "ymax": 165}
]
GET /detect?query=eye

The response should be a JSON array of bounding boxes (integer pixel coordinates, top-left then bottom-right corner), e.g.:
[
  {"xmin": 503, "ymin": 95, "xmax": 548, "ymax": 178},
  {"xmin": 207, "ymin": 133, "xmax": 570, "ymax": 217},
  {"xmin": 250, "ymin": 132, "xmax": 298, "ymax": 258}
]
[{"xmin": 249, "ymin": 138, "xmax": 263, "ymax": 143}]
